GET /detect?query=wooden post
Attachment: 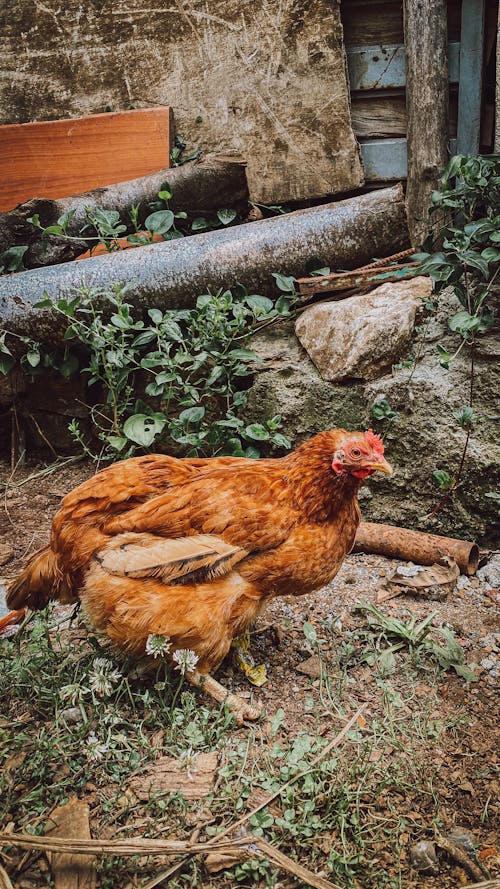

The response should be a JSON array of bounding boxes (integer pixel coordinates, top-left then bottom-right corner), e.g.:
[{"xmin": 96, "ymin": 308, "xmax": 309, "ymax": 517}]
[{"xmin": 403, "ymin": 0, "xmax": 449, "ymax": 245}]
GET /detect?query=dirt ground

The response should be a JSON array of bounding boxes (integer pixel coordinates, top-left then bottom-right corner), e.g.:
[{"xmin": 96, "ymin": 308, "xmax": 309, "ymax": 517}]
[{"xmin": 0, "ymin": 456, "xmax": 498, "ymax": 889}]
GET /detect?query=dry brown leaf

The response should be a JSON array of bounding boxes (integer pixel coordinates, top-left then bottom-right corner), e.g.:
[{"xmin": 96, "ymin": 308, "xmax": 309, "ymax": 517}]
[
  {"xmin": 385, "ymin": 556, "xmax": 459, "ymax": 599},
  {"xmin": 295, "ymin": 655, "xmax": 321, "ymax": 678},
  {"xmin": 128, "ymin": 752, "xmax": 218, "ymax": 801},
  {"xmin": 205, "ymin": 849, "xmax": 248, "ymax": 873},
  {"xmin": 46, "ymin": 798, "xmax": 96, "ymax": 889}
]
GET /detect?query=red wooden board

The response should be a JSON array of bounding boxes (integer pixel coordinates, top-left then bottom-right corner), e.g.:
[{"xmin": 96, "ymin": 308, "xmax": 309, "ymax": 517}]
[{"xmin": 0, "ymin": 107, "xmax": 172, "ymax": 211}]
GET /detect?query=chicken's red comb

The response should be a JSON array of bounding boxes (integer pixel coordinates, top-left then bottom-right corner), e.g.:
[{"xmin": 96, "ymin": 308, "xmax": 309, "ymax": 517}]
[{"xmin": 365, "ymin": 429, "xmax": 384, "ymax": 455}]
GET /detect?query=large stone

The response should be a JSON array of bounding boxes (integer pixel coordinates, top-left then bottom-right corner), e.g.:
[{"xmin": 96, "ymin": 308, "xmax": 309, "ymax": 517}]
[
  {"xmin": 294, "ymin": 277, "xmax": 431, "ymax": 382},
  {"xmin": 247, "ymin": 321, "xmax": 367, "ymax": 441}
]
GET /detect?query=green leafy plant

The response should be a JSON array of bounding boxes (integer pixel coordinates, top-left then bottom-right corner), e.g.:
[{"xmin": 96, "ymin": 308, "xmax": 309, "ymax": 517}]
[
  {"xmin": 416, "ymin": 154, "xmax": 498, "ymax": 365},
  {"xmin": 409, "ymin": 155, "xmax": 499, "ymax": 514},
  {"xmin": 355, "ymin": 601, "xmax": 477, "ymax": 680},
  {"xmin": 0, "ymin": 245, "xmax": 29, "ymax": 274},
  {"xmin": 371, "ymin": 398, "xmax": 398, "ymax": 423},
  {"xmin": 1, "ymin": 282, "xmax": 292, "ymax": 460},
  {"xmin": 22, "ymin": 181, "xmax": 242, "ymax": 261},
  {"xmin": 432, "ymin": 469, "xmax": 452, "ymax": 491}
]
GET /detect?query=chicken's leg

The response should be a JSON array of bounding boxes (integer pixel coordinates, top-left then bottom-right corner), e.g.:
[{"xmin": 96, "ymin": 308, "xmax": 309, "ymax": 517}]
[{"xmin": 187, "ymin": 669, "xmax": 261, "ymax": 724}]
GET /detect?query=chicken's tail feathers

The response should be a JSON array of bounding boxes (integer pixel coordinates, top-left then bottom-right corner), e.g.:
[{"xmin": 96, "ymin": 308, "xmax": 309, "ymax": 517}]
[{"xmin": 6, "ymin": 546, "xmax": 69, "ymax": 610}]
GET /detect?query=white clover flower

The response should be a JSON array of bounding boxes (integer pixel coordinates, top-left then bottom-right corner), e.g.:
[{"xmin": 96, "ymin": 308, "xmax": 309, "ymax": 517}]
[
  {"xmin": 60, "ymin": 683, "xmax": 87, "ymax": 704},
  {"xmin": 178, "ymin": 747, "xmax": 199, "ymax": 780},
  {"xmin": 101, "ymin": 709, "xmax": 120, "ymax": 727},
  {"xmin": 85, "ymin": 733, "xmax": 108, "ymax": 762},
  {"xmin": 145, "ymin": 633, "xmax": 172, "ymax": 659},
  {"xmin": 88, "ymin": 657, "xmax": 122, "ymax": 697},
  {"xmin": 172, "ymin": 649, "xmax": 199, "ymax": 675}
]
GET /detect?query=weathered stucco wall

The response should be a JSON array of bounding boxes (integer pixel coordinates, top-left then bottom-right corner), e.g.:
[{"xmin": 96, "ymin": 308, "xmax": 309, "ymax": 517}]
[
  {"xmin": 245, "ymin": 291, "xmax": 500, "ymax": 547},
  {"xmin": 0, "ymin": 0, "xmax": 363, "ymax": 203}
]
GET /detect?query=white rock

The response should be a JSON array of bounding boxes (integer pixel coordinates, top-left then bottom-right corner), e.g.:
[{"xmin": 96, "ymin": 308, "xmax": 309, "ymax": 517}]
[
  {"xmin": 295, "ymin": 277, "xmax": 431, "ymax": 382},
  {"xmin": 477, "ymin": 554, "xmax": 500, "ymax": 588}
]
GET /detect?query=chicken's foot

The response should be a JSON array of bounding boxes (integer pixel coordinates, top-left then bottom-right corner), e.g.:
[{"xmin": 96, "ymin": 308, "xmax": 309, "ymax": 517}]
[{"xmin": 187, "ymin": 669, "xmax": 261, "ymax": 724}]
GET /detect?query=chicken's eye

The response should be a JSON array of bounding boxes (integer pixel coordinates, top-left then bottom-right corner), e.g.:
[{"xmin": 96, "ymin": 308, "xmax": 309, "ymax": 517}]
[{"xmin": 350, "ymin": 448, "xmax": 362, "ymax": 459}]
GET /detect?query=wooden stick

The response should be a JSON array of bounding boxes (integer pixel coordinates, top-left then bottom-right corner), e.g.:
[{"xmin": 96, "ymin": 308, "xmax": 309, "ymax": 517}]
[
  {"xmin": 354, "ymin": 522, "xmax": 479, "ymax": 576},
  {"xmin": 0, "ymin": 832, "xmax": 342, "ymax": 889},
  {"xmin": 252, "ymin": 837, "xmax": 341, "ymax": 889},
  {"xmin": 0, "ymin": 864, "xmax": 14, "ymax": 889},
  {"xmin": 0, "ymin": 835, "xmax": 247, "ymax": 857}
]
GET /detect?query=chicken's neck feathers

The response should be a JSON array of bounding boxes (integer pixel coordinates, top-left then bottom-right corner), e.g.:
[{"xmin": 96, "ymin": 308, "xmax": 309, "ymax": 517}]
[{"xmin": 283, "ymin": 439, "xmax": 362, "ymax": 523}]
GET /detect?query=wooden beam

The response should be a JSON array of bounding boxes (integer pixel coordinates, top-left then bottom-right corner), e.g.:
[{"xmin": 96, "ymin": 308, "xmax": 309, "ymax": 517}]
[
  {"xmin": 403, "ymin": 0, "xmax": 449, "ymax": 244},
  {"xmin": 456, "ymin": 0, "xmax": 485, "ymax": 155}
]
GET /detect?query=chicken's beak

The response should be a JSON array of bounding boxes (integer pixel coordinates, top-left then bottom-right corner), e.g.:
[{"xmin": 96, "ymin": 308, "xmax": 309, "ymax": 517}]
[{"xmin": 370, "ymin": 457, "xmax": 393, "ymax": 475}]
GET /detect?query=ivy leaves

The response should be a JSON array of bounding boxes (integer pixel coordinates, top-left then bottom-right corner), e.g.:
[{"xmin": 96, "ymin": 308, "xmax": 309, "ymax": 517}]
[
  {"xmin": 5, "ymin": 282, "xmax": 293, "ymax": 461},
  {"xmin": 414, "ymin": 155, "xmax": 499, "ymax": 367}
]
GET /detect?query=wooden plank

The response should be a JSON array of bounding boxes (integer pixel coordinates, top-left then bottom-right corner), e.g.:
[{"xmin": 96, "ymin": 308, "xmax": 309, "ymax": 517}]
[
  {"xmin": 341, "ymin": 0, "xmax": 461, "ymax": 43},
  {"xmin": 361, "ymin": 138, "xmax": 457, "ymax": 181},
  {"xmin": 456, "ymin": 0, "xmax": 485, "ymax": 155},
  {"xmin": 351, "ymin": 96, "xmax": 407, "ymax": 137},
  {"xmin": 0, "ymin": 107, "xmax": 172, "ymax": 211},
  {"xmin": 351, "ymin": 91, "xmax": 458, "ymax": 138},
  {"xmin": 347, "ymin": 42, "xmax": 460, "ymax": 91},
  {"xmin": 341, "ymin": 2, "xmax": 404, "ymax": 44}
]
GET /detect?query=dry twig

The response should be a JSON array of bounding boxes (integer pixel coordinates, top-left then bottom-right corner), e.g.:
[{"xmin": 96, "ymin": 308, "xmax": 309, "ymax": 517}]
[{"xmin": 0, "ymin": 864, "xmax": 14, "ymax": 889}]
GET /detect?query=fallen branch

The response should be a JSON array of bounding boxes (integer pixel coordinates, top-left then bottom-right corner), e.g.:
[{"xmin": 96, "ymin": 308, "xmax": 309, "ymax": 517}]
[
  {"xmin": 354, "ymin": 522, "xmax": 479, "ymax": 576},
  {"xmin": 0, "ymin": 832, "xmax": 342, "ymax": 889},
  {"xmin": 0, "ymin": 834, "xmax": 247, "ymax": 857},
  {"xmin": 0, "ymin": 186, "xmax": 409, "ymax": 347},
  {"xmin": 0, "ymin": 154, "xmax": 249, "ymax": 268}
]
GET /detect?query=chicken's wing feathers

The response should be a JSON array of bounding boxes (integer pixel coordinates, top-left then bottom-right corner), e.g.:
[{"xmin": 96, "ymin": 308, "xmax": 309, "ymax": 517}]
[{"xmin": 96, "ymin": 533, "xmax": 248, "ymax": 584}]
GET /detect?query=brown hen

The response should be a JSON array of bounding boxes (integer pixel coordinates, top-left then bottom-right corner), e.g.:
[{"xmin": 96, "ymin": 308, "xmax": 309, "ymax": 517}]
[{"xmin": 7, "ymin": 429, "xmax": 392, "ymax": 721}]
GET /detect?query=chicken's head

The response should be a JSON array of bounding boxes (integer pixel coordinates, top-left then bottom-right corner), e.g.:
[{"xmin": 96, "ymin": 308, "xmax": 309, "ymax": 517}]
[{"xmin": 331, "ymin": 429, "xmax": 393, "ymax": 479}]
